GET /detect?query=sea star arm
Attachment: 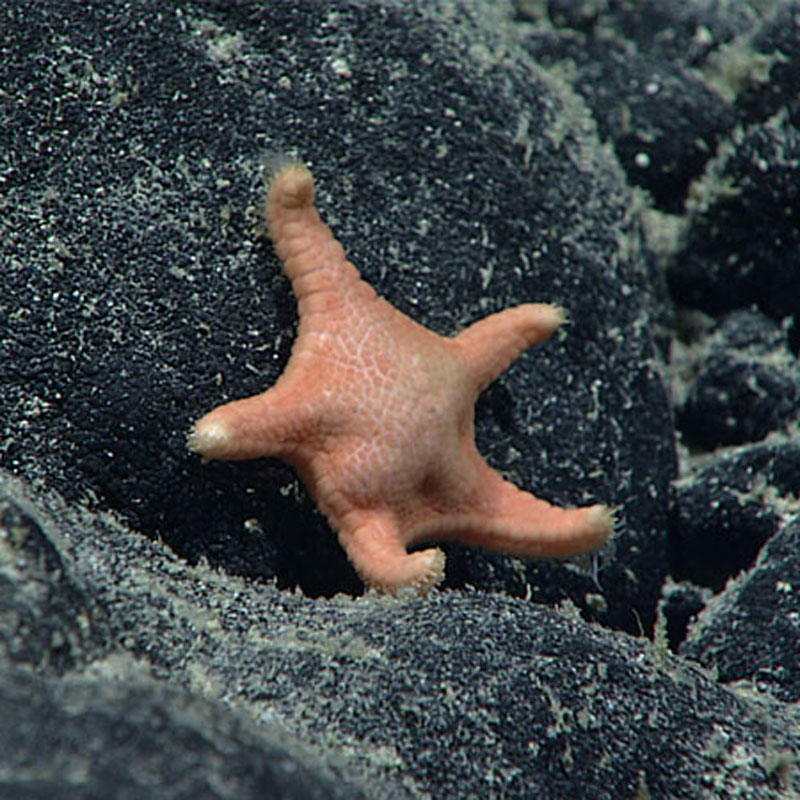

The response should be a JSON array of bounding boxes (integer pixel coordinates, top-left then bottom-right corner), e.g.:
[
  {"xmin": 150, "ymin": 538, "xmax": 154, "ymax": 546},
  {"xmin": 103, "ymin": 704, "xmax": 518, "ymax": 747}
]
[
  {"xmin": 265, "ymin": 162, "xmax": 371, "ymax": 320},
  {"xmin": 453, "ymin": 303, "xmax": 566, "ymax": 392},
  {"xmin": 337, "ymin": 514, "xmax": 446, "ymax": 594},
  {"xmin": 448, "ymin": 464, "xmax": 614, "ymax": 558},
  {"xmin": 187, "ymin": 380, "xmax": 317, "ymax": 461}
]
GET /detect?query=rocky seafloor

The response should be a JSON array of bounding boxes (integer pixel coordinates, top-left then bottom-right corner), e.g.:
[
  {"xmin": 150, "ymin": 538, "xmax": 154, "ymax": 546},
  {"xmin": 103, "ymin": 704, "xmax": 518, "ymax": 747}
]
[{"xmin": 1, "ymin": 1, "xmax": 799, "ymax": 797}]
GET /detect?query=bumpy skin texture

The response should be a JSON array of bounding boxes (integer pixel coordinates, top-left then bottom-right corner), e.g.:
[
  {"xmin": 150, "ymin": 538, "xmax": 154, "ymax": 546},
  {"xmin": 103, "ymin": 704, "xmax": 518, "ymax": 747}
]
[{"xmin": 188, "ymin": 163, "xmax": 613, "ymax": 593}]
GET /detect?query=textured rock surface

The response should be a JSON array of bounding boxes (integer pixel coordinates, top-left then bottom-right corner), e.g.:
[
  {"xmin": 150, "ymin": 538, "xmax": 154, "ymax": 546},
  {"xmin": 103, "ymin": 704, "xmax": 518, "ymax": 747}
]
[
  {"xmin": 0, "ymin": 492, "xmax": 110, "ymax": 672},
  {"xmin": 669, "ymin": 440, "xmax": 800, "ymax": 590},
  {"xmin": 2, "ymin": 471, "xmax": 799, "ymax": 798},
  {"xmin": 3, "ymin": 0, "xmax": 800, "ymax": 796},
  {"xmin": 0, "ymin": 661, "xmax": 361, "ymax": 800},
  {"xmin": 677, "ymin": 310, "xmax": 800, "ymax": 448},
  {"xmin": 682, "ymin": 515, "xmax": 800, "ymax": 704},
  {"xmin": 668, "ymin": 119, "xmax": 800, "ymax": 323},
  {"xmin": 521, "ymin": 21, "xmax": 735, "ymax": 212},
  {"xmin": 0, "ymin": 478, "xmax": 362, "ymax": 799}
]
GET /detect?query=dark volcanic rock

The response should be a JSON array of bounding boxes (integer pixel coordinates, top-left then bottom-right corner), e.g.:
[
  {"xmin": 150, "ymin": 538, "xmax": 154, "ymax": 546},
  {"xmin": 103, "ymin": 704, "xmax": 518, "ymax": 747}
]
[
  {"xmin": 516, "ymin": 0, "xmax": 800, "ymax": 337},
  {"xmin": 0, "ymin": 662, "xmax": 361, "ymax": 800},
  {"xmin": 737, "ymin": 1, "xmax": 800, "ymax": 125},
  {"xmin": 668, "ymin": 118, "xmax": 800, "ymax": 326},
  {"xmin": 0, "ymin": 489, "xmax": 110, "ymax": 673},
  {"xmin": 594, "ymin": 0, "xmax": 764, "ymax": 66},
  {"xmin": 669, "ymin": 440, "xmax": 800, "ymax": 590},
  {"xmin": 678, "ymin": 310, "xmax": 800, "ymax": 448},
  {"xmin": 0, "ymin": 474, "xmax": 367, "ymax": 800},
  {"xmin": 0, "ymin": 0, "xmax": 675, "ymax": 631},
  {"xmin": 660, "ymin": 579, "xmax": 709, "ymax": 652},
  {"xmin": 520, "ymin": 0, "xmax": 764, "ymax": 64},
  {"xmin": 2, "ymin": 470, "xmax": 799, "ymax": 799},
  {"xmin": 682, "ymin": 515, "xmax": 800, "ymax": 704},
  {"xmin": 522, "ymin": 30, "xmax": 734, "ymax": 212}
]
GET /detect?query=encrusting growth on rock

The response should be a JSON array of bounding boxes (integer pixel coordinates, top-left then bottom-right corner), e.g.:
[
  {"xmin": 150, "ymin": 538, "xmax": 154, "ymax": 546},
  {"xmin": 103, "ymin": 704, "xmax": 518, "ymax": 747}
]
[{"xmin": 188, "ymin": 161, "xmax": 614, "ymax": 594}]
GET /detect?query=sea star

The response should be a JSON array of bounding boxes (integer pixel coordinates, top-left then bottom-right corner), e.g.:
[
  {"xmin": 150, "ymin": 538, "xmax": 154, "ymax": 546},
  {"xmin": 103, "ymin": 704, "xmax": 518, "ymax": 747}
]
[{"xmin": 188, "ymin": 161, "xmax": 613, "ymax": 594}]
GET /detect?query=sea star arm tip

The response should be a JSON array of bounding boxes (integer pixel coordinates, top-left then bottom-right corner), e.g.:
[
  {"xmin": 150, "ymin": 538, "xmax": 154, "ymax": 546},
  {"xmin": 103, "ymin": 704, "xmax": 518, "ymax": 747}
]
[
  {"xmin": 582, "ymin": 503, "xmax": 616, "ymax": 548},
  {"xmin": 266, "ymin": 160, "xmax": 314, "ymax": 213},
  {"xmin": 455, "ymin": 302, "xmax": 568, "ymax": 391},
  {"xmin": 188, "ymin": 386, "xmax": 313, "ymax": 461},
  {"xmin": 339, "ymin": 520, "xmax": 446, "ymax": 595},
  {"xmin": 187, "ymin": 417, "xmax": 230, "ymax": 458}
]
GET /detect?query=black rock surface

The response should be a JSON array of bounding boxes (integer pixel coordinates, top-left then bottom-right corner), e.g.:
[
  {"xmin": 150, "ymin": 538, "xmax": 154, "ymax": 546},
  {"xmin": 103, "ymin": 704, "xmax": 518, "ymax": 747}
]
[
  {"xmin": 682, "ymin": 514, "xmax": 800, "ymax": 704},
  {"xmin": 2, "ymin": 471, "xmax": 798, "ymax": 799},
  {"xmin": 678, "ymin": 310, "xmax": 800, "ymax": 448},
  {"xmin": 0, "ymin": 661, "xmax": 360, "ymax": 800},
  {"xmin": 3, "ymin": 0, "xmax": 800, "ymax": 796},
  {"xmin": 669, "ymin": 440, "xmax": 800, "ymax": 590},
  {"xmin": 668, "ymin": 119, "xmax": 800, "ymax": 326},
  {"xmin": 522, "ymin": 26, "xmax": 735, "ymax": 212}
]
